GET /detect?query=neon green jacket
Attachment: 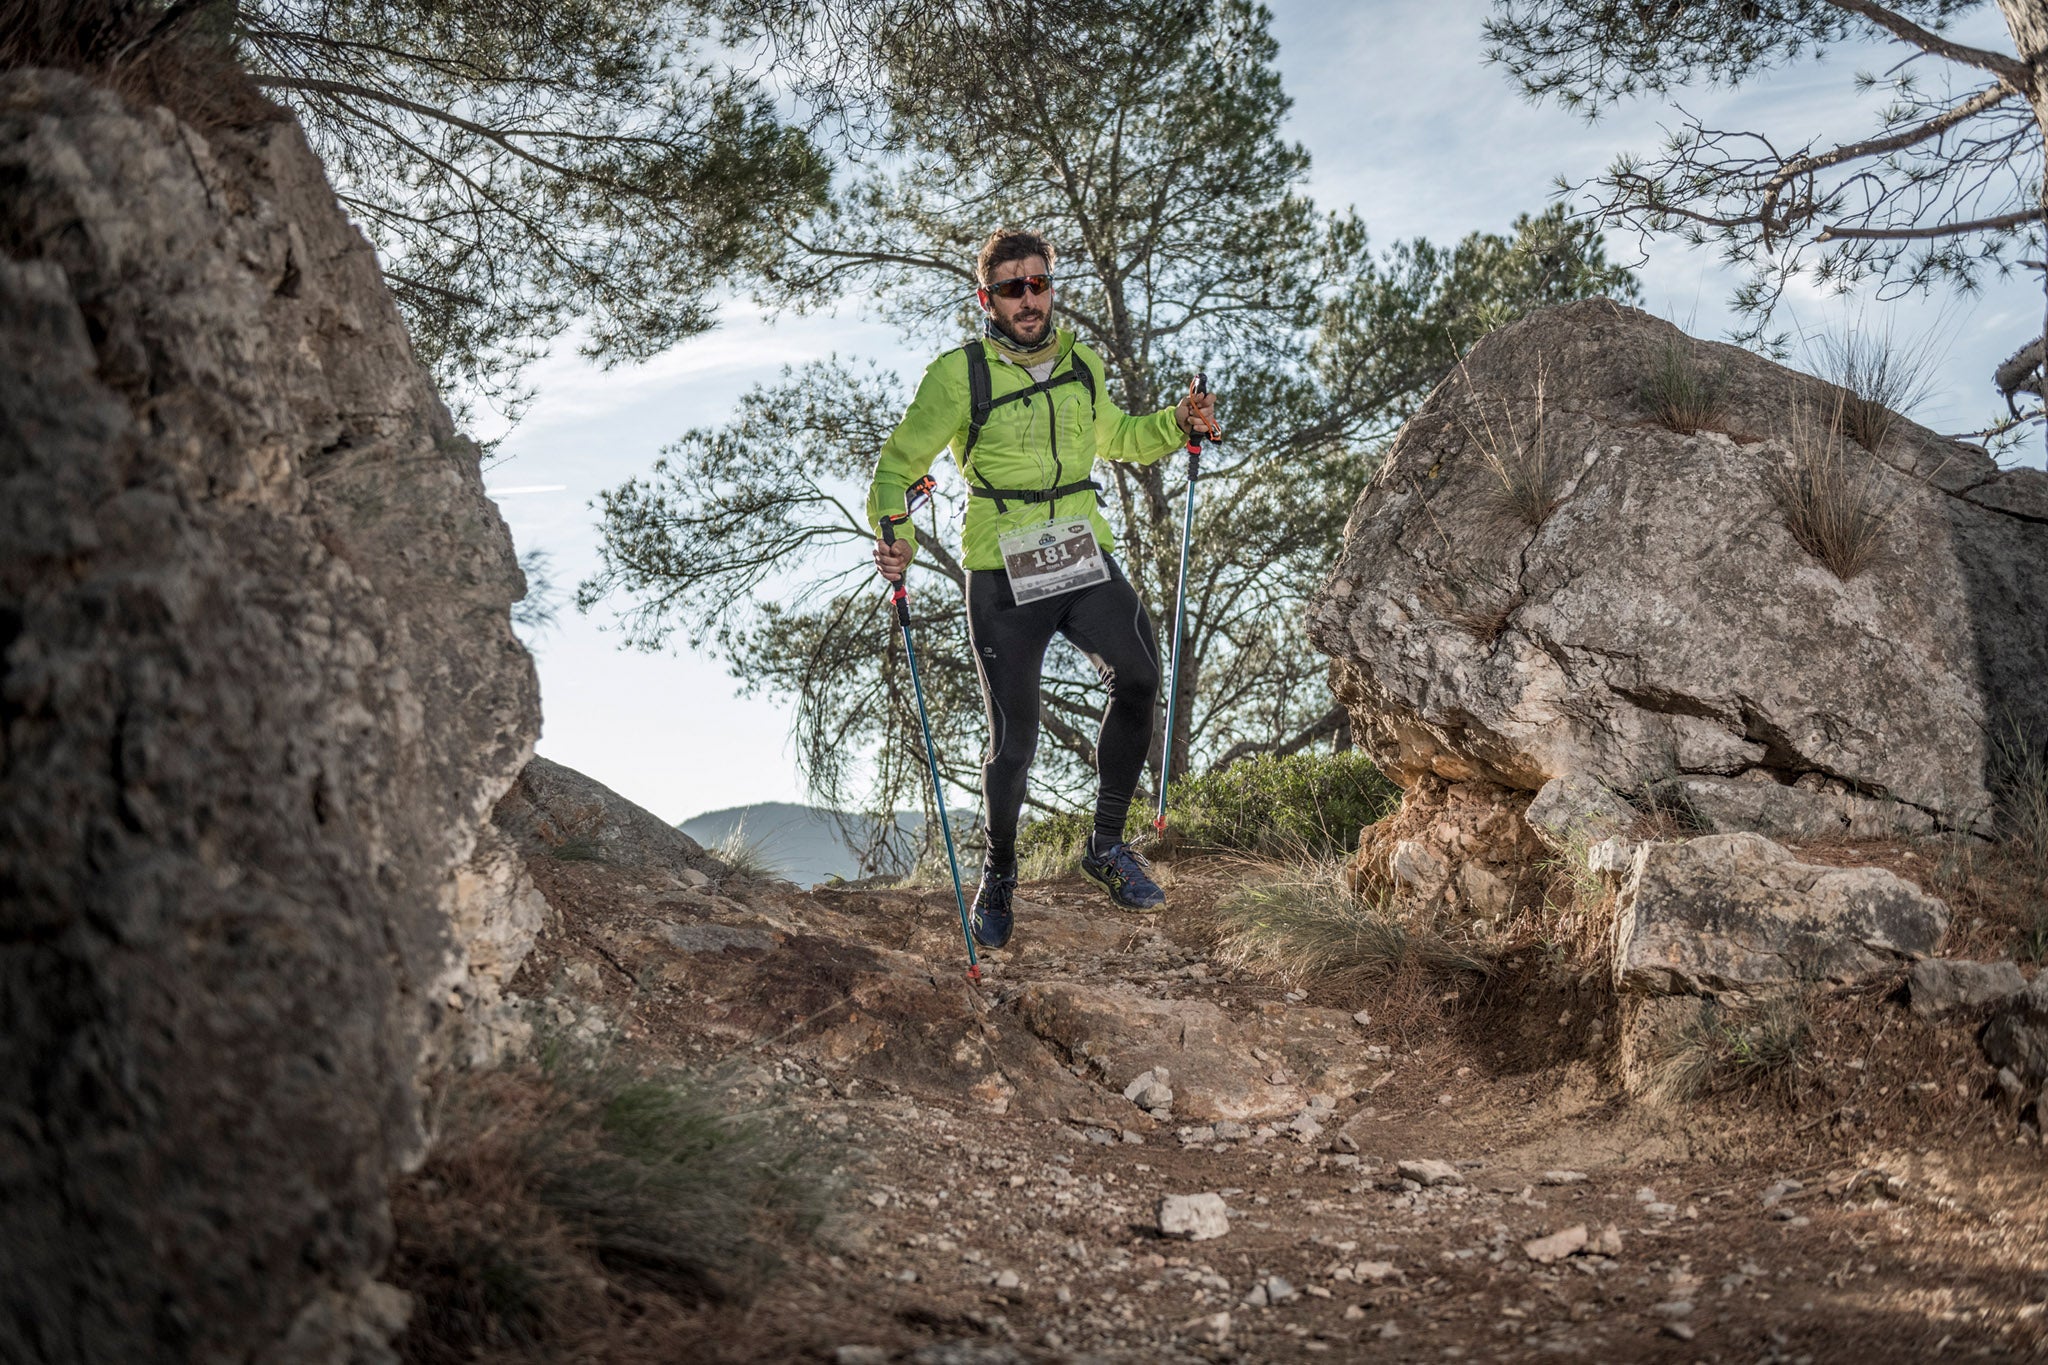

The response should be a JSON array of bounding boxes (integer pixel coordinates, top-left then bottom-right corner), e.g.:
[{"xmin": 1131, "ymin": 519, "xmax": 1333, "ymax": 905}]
[{"xmin": 866, "ymin": 328, "xmax": 1187, "ymax": 571}]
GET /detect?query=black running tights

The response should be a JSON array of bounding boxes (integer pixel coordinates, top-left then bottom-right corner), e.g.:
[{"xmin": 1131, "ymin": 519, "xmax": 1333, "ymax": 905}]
[{"xmin": 966, "ymin": 555, "xmax": 1160, "ymax": 870}]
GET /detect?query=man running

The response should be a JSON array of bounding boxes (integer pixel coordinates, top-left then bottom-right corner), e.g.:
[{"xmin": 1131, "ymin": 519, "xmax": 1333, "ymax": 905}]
[{"xmin": 868, "ymin": 227, "xmax": 1216, "ymax": 950}]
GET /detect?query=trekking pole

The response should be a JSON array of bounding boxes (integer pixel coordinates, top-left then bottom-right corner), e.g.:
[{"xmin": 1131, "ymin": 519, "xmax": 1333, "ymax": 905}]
[
  {"xmin": 880, "ymin": 478, "xmax": 980, "ymax": 983},
  {"xmin": 1154, "ymin": 374, "xmax": 1222, "ymax": 834}
]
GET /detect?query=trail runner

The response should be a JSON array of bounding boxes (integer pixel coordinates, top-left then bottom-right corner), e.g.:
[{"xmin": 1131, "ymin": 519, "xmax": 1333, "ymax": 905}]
[{"xmin": 868, "ymin": 228, "xmax": 1217, "ymax": 950}]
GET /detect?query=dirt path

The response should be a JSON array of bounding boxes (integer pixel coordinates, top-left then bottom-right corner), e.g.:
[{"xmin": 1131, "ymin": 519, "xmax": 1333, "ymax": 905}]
[{"xmin": 514, "ymin": 853, "xmax": 2048, "ymax": 1364}]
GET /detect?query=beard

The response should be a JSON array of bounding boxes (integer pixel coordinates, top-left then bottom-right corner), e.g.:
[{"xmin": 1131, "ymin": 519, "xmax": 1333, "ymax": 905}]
[{"xmin": 1001, "ymin": 307, "xmax": 1049, "ymax": 345}]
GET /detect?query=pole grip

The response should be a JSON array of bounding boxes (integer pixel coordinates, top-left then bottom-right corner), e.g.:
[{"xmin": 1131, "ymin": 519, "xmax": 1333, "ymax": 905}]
[{"xmin": 879, "ymin": 514, "xmax": 911, "ymax": 624}]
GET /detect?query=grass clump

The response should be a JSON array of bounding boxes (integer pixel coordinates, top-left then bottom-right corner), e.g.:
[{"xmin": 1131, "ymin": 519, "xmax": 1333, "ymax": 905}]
[
  {"xmin": 1771, "ymin": 393, "xmax": 1900, "ymax": 580},
  {"xmin": 390, "ymin": 1051, "xmax": 828, "ymax": 1363},
  {"xmin": 1210, "ymin": 858, "xmax": 1491, "ymax": 994},
  {"xmin": 1989, "ymin": 717, "xmax": 2048, "ymax": 873},
  {"xmin": 1640, "ymin": 337, "xmax": 1726, "ymax": 434},
  {"xmin": 1460, "ymin": 364, "xmax": 1567, "ymax": 527},
  {"xmin": 714, "ymin": 819, "xmax": 788, "ymax": 882},
  {"xmin": 1644, "ymin": 996, "xmax": 1814, "ymax": 1104},
  {"xmin": 1808, "ymin": 320, "xmax": 1938, "ymax": 452}
]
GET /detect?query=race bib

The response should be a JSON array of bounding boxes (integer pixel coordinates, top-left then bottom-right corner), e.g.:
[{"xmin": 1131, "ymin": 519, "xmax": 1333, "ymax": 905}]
[{"xmin": 998, "ymin": 519, "xmax": 1111, "ymax": 605}]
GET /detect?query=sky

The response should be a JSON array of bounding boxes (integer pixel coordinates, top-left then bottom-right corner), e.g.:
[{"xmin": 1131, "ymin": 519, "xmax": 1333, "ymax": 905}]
[{"xmin": 480, "ymin": 0, "xmax": 2038, "ymax": 827}]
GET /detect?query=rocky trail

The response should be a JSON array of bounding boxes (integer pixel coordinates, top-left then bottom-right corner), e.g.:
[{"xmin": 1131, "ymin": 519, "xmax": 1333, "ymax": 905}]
[{"xmin": 495, "ymin": 820, "xmax": 2048, "ymax": 1365}]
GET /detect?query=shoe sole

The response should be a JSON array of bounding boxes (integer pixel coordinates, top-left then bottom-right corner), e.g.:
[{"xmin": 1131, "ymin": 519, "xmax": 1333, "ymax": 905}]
[{"xmin": 1080, "ymin": 862, "xmax": 1164, "ymax": 912}]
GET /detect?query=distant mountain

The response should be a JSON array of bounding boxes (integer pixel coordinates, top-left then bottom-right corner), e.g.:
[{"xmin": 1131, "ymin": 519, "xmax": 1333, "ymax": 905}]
[{"xmin": 677, "ymin": 802, "xmax": 973, "ymax": 887}]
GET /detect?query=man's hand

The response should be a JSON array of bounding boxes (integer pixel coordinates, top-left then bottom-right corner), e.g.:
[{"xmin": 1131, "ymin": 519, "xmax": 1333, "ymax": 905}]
[
  {"xmin": 1175, "ymin": 388, "xmax": 1218, "ymax": 437},
  {"xmin": 874, "ymin": 535, "xmax": 914, "ymax": 583}
]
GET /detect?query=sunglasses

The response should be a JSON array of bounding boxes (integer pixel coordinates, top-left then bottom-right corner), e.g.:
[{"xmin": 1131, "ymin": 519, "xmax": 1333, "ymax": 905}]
[{"xmin": 983, "ymin": 273, "xmax": 1052, "ymax": 300}]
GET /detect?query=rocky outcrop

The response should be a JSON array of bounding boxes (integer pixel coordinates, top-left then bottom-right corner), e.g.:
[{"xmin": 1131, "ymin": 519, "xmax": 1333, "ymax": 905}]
[
  {"xmin": 1307, "ymin": 300, "xmax": 2048, "ymax": 836},
  {"xmin": 493, "ymin": 753, "xmax": 727, "ymax": 883},
  {"xmin": 1611, "ymin": 834, "xmax": 1948, "ymax": 999},
  {"xmin": 0, "ymin": 69, "xmax": 538, "ymax": 1364},
  {"xmin": 1350, "ymin": 778, "xmax": 1545, "ymax": 921}
]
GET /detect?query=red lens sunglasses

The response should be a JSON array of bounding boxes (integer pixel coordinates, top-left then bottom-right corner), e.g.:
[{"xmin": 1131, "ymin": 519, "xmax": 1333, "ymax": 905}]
[{"xmin": 983, "ymin": 273, "xmax": 1052, "ymax": 300}]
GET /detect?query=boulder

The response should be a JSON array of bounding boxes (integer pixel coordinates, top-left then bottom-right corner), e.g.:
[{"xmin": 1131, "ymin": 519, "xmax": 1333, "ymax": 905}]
[
  {"xmin": 0, "ymin": 70, "xmax": 539, "ymax": 1363},
  {"xmin": 493, "ymin": 754, "xmax": 725, "ymax": 882},
  {"xmin": 1612, "ymin": 834, "xmax": 1948, "ymax": 998},
  {"xmin": 1307, "ymin": 300, "xmax": 2048, "ymax": 836},
  {"xmin": 1525, "ymin": 774, "xmax": 1637, "ymax": 854},
  {"xmin": 1908, "ymin": 958, "xmax": 2027, "ymax": 1018}
]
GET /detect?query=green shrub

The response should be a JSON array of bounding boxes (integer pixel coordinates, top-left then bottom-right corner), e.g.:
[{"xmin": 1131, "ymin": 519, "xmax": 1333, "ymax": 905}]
[
  {"xmin": 1166, "ymin": 749, "xmax": 1400, "ymax": 857},
  {"xmin": 1013, "ymin": 749, "xmax": 1400, "ymax": 868}
]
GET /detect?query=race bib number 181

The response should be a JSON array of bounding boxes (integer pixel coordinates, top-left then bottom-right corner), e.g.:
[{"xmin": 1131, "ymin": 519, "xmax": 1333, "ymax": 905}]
[{"xmin": 998, "ymin": 519, "xmax": 1111, "ymax": 605}]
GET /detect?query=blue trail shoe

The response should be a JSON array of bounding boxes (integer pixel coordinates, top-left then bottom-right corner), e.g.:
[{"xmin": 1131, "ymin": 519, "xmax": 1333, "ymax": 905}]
[
  {"xmin": 970, "ymin": 862, "xmax": 1018, "ymax": 949},
  {"xmin": 1079, "ymin": 838, "xmax": 1165, "ymax": 910}
]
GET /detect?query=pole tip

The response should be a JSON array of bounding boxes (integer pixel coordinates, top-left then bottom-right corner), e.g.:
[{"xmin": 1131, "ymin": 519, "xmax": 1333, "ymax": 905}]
[
  {"xmin": 1152, "ymin": 815, "xmax": 1167, "ymax": 832},
  {"xmin": 967, "ymin": 964, "xmax": 981, "ymax": 983}
]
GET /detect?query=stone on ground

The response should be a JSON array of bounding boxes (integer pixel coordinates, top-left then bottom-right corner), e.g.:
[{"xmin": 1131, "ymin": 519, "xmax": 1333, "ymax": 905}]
[
  {"xmin": 1158, "ymin": 1192, "xmax": 1231, "ymax": 1240},
  {"xmin": 1525, "ymin": 775, "xmax": 1636, "ymax": 853},
  {"xmin": 1909, "ymin": 958, "xmax": 2027, "ymax": 1018},
  {"xmin": 1397, "ymin": 1158, "xmax": 1462, "ymax": 1187},
  {"xmin": 1523, "ymin": 1225, "xmax": 1589, "ymax": 1263}
]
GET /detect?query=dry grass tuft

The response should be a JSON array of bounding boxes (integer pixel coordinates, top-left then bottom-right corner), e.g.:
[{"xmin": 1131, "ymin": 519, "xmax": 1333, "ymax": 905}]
[
  {"xmin": 390, "ymin": 1053, "xmax": 829, "ymax": 1363},
  {"xmin": 1642, "ymin": 995, "xmax": 1815, "ymax": 1105},
  {"xmin": 1989, "ymin": 717, "xmax": 2048, "ymax": 873},
  {"xmin": 715, "ymin": 819, "xmax": 790, "ymax": 882},
  {"xmin": 1459, "ymin": 365, "xmax": 1567, "ymax": 527},
  {"xmin": 1640, "ymin": 337, "xmax": 1727, "ymax": 435},
  {"xmin": 1209, "ymin": 856, "xmax": 1492, "ymax": 994},
  {"xmin": 1808, "ymin": 321, "xmax": 1938, "ymax": 453},
  {"xmin": 1771, "ymin": 393, "xmax": 1900, "ymax": 580}
]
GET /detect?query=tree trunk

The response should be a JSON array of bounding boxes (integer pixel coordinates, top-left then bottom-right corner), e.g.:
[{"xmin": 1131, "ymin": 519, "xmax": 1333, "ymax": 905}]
[{"xmin": 1997, "ymin": 0, "xmax": 2048, "ymax": 458}]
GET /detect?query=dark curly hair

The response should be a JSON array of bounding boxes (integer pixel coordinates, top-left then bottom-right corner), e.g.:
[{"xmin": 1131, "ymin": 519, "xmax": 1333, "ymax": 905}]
[{"xmin": 976, "ymin": 228, "xmax": 1056, "ymax": 287}]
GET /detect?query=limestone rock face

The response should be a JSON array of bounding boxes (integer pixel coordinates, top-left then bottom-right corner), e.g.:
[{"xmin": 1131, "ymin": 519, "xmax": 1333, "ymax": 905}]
[
  {"xmin": 1307, "ymin": 300, "xmax": 2048, "ymax": 834},
  {"xmin": 0, "ymin": 71, "xmax": 538, "ymax": 1363},
  {"xmin": 1612, "ymin": 834, "xmax": 1948, "ymax": 998}
]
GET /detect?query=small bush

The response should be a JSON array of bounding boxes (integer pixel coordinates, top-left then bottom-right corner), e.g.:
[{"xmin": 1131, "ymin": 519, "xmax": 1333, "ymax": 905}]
[
  {"xmin": 1640, "ymin": 337, "xmax": 1726, "ymax": 435},
  {"xmin": 390, "ymin": 1053, "xmax": 828, "ymax": 1363},
  {"xmin": 1210, "ymin": 858, "xmax": 1491, "ymax": 990},
  {"xmin": 1013, "ymin": 750, "xmax": 1399, "ymax": 869},
  {"xmin": 1163, "ymin": 749, "xmax": 1401, "ymax": 857},
  {"xmin": 1772, "ymin": 395, "xmax": 1899, "ymax": 580},
  {"xmin": 1015, "ymin": 807, "xmax": 1099, "ymax": 880}
]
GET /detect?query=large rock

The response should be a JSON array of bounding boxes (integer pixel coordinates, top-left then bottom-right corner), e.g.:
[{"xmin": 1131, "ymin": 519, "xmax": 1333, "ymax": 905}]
[
  {"xmin": 494, "ymin": 753, "xmax": 725, "ymax": 882},
  {"xmin": 1612, "ymin": 834, "xmax": 1948, "ymax": 998},
  {"xmin": 0, "ymin": 69, "xmax": 539, "ymax": 1363},
  {"xmin": 1307, "ymin": 300, "xmax": 2048, "ymax": 835}
]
